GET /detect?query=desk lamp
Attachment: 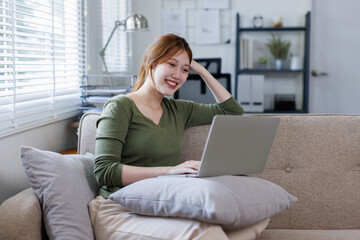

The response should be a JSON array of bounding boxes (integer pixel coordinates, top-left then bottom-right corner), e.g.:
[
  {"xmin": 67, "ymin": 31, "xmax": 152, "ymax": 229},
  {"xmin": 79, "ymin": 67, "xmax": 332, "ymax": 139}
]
[{"xmin": 100, "ymin": 13, "xmax": 149, "ymax": 74}]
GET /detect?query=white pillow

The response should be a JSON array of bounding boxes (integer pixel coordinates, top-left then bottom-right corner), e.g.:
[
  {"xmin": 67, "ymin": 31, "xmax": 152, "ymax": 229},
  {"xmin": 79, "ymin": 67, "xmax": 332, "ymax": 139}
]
[
  {"xmin": 20, "ymin": 146, "xmax": 99, "ymax": 240},
  {"xmin": 110, "ymin": 175, "xmax": 297, "ymax": 229}
]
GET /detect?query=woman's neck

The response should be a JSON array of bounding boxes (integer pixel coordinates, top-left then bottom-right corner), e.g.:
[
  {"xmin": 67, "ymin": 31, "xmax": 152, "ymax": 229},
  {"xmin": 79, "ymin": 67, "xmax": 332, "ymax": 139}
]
[{"xmin": 131, "ymin": 79, "xmax": 163, "ymax": 110}]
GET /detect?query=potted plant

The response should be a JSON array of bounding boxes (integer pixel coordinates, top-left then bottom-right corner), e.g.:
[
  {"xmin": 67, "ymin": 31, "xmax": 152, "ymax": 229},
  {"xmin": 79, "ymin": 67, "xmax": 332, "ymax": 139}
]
[
  {"xmin": 266, "ymin": 33, "xmax": 291, "ymax": 69},
  {"xmin": 256, "ymin": 57, "xmax": 268, "ymax": 69}
]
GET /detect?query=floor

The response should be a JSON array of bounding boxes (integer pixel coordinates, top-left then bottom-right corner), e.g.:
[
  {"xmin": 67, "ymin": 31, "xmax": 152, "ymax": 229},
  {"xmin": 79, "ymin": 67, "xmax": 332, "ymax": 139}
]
[{"xmin": 60, "ymin": 148, "xmax": 77, "ymax": 154}]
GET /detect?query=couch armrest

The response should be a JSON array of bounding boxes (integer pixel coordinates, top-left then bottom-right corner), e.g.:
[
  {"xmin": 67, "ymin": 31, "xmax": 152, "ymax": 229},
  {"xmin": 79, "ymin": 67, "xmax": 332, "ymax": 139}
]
[{"xmin": 0, "ymin": 188, "xmax": 43, "ymax": 240}]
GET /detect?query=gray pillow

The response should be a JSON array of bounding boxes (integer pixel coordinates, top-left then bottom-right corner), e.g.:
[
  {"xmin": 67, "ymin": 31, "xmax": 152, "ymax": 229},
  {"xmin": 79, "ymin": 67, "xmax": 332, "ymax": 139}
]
[
  {"xmin": 20, "ymin": 146, "xmax": 99, "ymax": 240},
  {"xmin": 109, "ymin": 175, "xmax": 297, "ymax": 229}
]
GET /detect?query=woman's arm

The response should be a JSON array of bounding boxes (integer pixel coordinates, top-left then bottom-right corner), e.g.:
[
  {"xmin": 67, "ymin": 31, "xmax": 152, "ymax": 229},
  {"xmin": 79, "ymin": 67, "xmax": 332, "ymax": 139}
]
[
  {"xmin": 189, "ymin": 60, "xmax": 231, "ymax": 103},
  {"xmin": 96, "ymin": 131, "xmax": 201, "ymax": 187},
  {"xmin": 121, "ymin": 160, "xmax": 200, "ymax": 186}
]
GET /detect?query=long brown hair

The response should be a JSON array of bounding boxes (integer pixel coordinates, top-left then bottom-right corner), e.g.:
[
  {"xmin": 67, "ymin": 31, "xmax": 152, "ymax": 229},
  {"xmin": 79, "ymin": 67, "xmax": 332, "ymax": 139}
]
[{"xmin": 132, "ymin": 34, "xmax": 192, "ymax": 91}]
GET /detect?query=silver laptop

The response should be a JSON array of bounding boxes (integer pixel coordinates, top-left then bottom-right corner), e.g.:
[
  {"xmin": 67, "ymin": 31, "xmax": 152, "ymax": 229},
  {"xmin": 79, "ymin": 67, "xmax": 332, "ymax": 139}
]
[{"xmin": 161, "ymin": 115, "xmax": 280, "ymax": 178}]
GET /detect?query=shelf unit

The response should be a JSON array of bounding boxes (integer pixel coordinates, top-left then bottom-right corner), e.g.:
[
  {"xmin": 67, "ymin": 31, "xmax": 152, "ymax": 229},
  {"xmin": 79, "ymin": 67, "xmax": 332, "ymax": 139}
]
[{"xmin": 235, "ymin": 12, "xmax": 311, "ymax": 113}]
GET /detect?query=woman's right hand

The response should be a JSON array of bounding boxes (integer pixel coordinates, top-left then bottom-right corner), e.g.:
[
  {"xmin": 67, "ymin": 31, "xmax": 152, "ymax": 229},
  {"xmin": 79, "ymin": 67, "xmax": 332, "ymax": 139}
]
[
  {"xmin": 121, "ymin": 160, "xmax": 201, "ymax": 186},
  {"xmin": 166, "ymin": 160, "xmax": 200, "ymax": 175}
]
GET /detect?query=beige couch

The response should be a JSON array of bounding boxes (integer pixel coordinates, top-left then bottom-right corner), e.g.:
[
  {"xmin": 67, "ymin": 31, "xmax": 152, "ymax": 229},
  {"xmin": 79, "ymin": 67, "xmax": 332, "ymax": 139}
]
[{"xmin": 1, "ymin": 113, "xmax": 360, "ymax": 239}]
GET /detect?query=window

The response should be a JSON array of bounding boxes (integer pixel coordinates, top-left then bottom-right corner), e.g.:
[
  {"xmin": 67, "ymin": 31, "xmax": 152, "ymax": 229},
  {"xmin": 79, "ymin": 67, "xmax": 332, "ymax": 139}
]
[
  {"xmin": 0, "ymin": 0, "xmax": 86, "ymax": 137},
  {"xmin": 101, "ymin": 0, "xmax": 131, "ymax": 73}
]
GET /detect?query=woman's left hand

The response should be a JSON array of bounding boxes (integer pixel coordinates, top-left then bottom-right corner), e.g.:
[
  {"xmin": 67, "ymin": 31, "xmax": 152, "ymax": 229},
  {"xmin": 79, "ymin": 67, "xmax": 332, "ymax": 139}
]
[
  {"xmin": 189, "ymin": 60, "xmax": 205, "ymax": 75},
  {"xmin": 189, "ymin": 59, "xmax": 231, "ymax": 103}
]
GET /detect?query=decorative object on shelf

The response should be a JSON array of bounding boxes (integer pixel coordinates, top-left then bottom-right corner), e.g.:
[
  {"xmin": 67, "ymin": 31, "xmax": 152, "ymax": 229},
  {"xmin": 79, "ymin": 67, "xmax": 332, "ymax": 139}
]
[
  {"xmin": 290, "ymin": 54, "xmax": 302, "ymax": 70},
  {"xmin": 100, "ymin": 13, "xmax": 149, "ymax": 75},
  {"xmin": 272, "ymin": 15, "xmax": 283, "ymax": 27},
  {"xmin": 274, "ymin": 59, "xmax": 282, "ymax": 70},
  {"xmin": 256, "ymin": 57, "xmax": 268, "ymax": 69},
  {"xmin": 253, "ymin": 15, "xmax": 264, "ymax": 28},
  {"xmin": 266, "ymin": 34, "xmax": 291, "ymax": 70}
]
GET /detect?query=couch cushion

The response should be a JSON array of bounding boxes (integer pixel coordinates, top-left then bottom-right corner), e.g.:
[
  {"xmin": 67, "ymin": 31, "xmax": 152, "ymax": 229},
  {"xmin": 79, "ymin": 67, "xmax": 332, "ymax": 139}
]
[
  {"xmin": 181, "ymin": 124, "xmax": 211, "ymax": 163},
  {"xmin": 0, "ymin": 188, "xmax": 42, "ymax": 240},
  {"xmin": 258, "ymin": 229, "xmax": 360, "ymax": 240},
  {"xmin": 20, "ymin": 146, "xmax": 99, "ymax": 240},
  {"xmin": 77, "ymin": 112, "xmax": 100, "ymax": 155},
  {"xmin": 109, "ymin": 175, "xmax": 297, "ymax": 229},
  {"xmin": 253, "ymin": 116, "xmax": 360, "ymax": 229}
]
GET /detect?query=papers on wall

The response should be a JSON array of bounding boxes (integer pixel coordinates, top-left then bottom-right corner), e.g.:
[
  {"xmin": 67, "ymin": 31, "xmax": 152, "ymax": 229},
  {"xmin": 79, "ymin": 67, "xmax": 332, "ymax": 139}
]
[
  {"xmin": 195, "ymin": 9, "xmax": 220, "ymax": 44},
  {"xmin": 162, "ymin": 10, "xmax": 187, "ymax": 38},
  {"xmin": 161, "ymin": 0, "xmax": 231, "ymax": 44},
  {"xmin": 203, "ymin": 0, "xmax": 229, "ymax": 9},
  {"xmin": 238, "ymin": 74, "xmax": 264, "ymax": 112}
]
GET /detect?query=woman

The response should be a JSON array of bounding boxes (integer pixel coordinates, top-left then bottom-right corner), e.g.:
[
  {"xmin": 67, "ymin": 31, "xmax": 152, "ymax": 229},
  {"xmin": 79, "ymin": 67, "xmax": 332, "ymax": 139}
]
[{"xmin": 94, "ymin": 33, "xmax": 244, "ymax": 198}]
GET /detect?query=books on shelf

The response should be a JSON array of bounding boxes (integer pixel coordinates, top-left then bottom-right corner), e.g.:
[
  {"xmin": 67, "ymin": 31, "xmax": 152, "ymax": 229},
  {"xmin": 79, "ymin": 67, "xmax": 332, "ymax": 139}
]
[
  {"xmin": 240, "ymin": 38, "xmax": 268, "ymax": 70},
  {"xmin": 239, "ymin": 38, "xmax": 250, "ymax": 69}
]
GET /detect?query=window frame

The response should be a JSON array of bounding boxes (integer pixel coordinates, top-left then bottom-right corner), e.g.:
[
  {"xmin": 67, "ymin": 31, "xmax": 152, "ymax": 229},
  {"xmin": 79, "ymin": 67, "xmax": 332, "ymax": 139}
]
[{"xmin": 0, "ymin": 0, "xmax": 86, "ymax": 138}]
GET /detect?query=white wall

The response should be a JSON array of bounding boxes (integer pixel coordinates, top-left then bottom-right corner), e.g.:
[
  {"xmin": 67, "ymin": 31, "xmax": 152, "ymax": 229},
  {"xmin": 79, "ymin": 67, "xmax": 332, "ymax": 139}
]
[
  {"xmin": 0, "ymin": 118, "xmax": 78, "ymax": 203},
  {"xmin": 131, "ymin": 0, "xmax": 312, "ymax": 97},
  {"xmin": 86, "ymin": 0, "xmax": 103, "ymax": 75}
]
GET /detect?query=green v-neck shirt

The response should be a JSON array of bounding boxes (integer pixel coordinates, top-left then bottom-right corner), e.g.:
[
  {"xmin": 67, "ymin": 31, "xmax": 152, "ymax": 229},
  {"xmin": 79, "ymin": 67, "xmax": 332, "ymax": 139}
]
[{"xmin": 95, "ymin": 95, "xmax": 243, "ymax": 198}]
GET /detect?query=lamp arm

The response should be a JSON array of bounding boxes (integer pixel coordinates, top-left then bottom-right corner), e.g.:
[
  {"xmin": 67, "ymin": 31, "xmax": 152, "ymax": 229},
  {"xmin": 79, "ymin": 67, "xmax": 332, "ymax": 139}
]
[{"xmin": 100, "ymin": 20, "xmax": 125, "ymax": 57}]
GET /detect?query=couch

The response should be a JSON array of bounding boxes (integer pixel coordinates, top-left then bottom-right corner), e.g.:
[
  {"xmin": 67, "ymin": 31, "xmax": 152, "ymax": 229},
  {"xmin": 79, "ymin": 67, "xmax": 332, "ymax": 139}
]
[{"xmin": 1, "ymin": 113, "xmax": 360, "ymax": 239}]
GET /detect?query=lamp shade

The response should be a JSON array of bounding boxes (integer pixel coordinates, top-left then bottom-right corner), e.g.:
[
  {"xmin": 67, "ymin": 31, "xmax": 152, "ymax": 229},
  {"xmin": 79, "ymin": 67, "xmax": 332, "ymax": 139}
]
[{"xmin": 125, "ymin": 13, "xmax": 149, "ymax": 31}]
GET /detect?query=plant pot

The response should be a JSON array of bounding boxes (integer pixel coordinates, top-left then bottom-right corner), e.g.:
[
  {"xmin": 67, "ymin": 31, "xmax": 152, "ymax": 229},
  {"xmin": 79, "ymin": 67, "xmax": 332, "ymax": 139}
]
[
  {"xmin": 255, "ymin": 62, "xmax": 268, "ymax": 69},
  {"xmin": 275, "ymin": 59, "xmax": 283, "ymax": 70}
]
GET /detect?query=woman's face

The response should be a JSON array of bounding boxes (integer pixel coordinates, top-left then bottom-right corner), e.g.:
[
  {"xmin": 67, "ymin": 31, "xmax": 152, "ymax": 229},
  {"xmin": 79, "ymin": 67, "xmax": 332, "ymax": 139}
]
[{"xmin": 150, "ymin": 51, "xmax": 190, "ymax": 96}]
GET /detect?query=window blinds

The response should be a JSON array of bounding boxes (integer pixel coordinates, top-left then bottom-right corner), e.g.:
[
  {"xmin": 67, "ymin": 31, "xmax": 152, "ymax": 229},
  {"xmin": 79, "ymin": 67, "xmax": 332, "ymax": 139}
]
[
  {"xmin": 101, "ymin": 0, "xmax": 130, "ymax": 73},
  {"xmin": 0, "ymin": 0, "xmax": 86, "ymax": 137}
]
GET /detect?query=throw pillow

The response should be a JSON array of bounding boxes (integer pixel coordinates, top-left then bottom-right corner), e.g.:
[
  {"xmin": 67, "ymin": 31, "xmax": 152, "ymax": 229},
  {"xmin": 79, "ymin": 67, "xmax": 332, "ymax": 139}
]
[
  {"xmin": 109, "ymin": 175, "xmax": 297, "ymax": 229},
  {"xmin": 20, "ymin": 146, "xmax": 99, "ymax": 240}
]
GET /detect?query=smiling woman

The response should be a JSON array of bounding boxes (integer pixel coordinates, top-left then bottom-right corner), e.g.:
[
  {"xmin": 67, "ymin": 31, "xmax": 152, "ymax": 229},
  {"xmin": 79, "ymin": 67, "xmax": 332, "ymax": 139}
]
[
  {"xmin": 94, "ymin": 33, "xmax": 244, "ymax": 198},
  {"xmin": 132, "ymin": 34, "xmax": 192, "ymax": 92},
  {"xmin": 151, "ymin": 51, "xmax": 190, "ymax": 95},
  {"xmin": 85, "ymin": 32, "xmax": 244, "ymax": 240}
]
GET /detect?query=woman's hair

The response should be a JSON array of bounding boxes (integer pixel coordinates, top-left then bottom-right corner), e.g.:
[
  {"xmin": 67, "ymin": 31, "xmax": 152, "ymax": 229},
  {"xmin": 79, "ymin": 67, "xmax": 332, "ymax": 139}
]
[{"xmin": 132, "ymin": 34, "xmax": 192, "ymax": 91}]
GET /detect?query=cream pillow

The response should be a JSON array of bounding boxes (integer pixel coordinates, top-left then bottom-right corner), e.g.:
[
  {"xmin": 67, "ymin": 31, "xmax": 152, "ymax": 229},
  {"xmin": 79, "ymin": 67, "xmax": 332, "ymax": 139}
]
[{"xmin": 89, "ymin": 196, "xmax": 270, "ymax": 240}]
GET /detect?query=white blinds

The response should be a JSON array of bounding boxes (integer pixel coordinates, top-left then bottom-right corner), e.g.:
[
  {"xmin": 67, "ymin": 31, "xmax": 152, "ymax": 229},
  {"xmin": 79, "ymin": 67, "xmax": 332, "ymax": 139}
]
[
  {"xmin": 0, "ymin": 0, "xmax": 86, "ymax": 137},
  {"xmin": 101, "ymin": 0, "xmax": 130, "ymax": 72}
]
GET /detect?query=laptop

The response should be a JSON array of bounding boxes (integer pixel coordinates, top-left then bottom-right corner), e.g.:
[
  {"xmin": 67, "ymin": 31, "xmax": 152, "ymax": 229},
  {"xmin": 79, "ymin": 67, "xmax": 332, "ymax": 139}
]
[{"xmin": 160, "ymin": 115, "xmax": 280, "ymax": 178}]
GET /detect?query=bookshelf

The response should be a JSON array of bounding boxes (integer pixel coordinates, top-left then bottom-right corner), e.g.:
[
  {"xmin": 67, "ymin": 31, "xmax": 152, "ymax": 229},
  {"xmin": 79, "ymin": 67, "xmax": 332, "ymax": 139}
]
[{"xmin": 235, "ymin": 12, "xmax": 311, "ymax": 113}]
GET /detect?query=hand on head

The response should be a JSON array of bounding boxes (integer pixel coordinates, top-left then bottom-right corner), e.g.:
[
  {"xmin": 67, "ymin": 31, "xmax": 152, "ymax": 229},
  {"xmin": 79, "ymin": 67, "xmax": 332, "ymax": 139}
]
[{"xmin": 189, "ymin": 60, "xmax": 205, "ymax": 75}]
